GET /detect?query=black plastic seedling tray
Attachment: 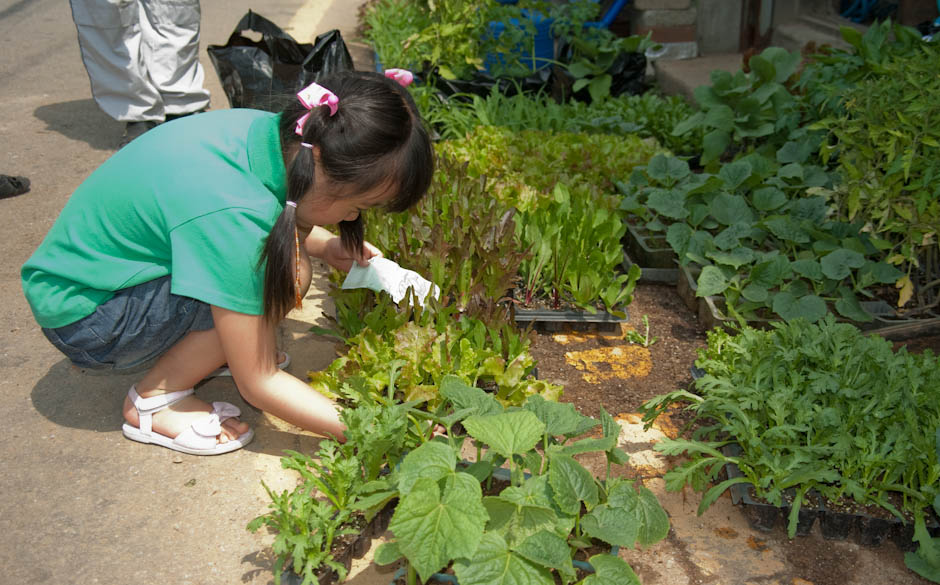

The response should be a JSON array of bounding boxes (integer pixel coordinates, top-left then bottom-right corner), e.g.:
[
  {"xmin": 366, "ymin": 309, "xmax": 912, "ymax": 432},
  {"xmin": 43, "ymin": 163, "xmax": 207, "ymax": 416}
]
[{"xmin": 513, "ymin": 307, "xmax": 629, "ymax": 333}]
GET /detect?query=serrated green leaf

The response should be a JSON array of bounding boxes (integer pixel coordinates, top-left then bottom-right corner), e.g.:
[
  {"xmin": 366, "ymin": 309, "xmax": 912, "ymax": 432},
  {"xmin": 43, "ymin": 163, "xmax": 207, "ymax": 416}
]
[
  {"xmin": 454, "ymin": 532, "xmax": 554, "ymax": 585},
  {"xmin": 718, "ymin": 160, "xmax": 752, "ymax": 190},
  {"xmin": 752, "ymin": 186, "xmax": 787, "ymax": 211},
  {"xmin": 390, "ymin": 474, "xmax": 487, "ymax": 582},
  {"xmin": 524, "ymin": 394, "xmax": 595, "ymax": 438},
  {"xmin": 374, "ymin": 541, "xmax": 402, "ymax": 566},
  {"xmin": 441, "ymin": 374, "xmax": 504, "ymax": 417},
  {"xmin": 696, "ymin": 265, "xmax": 730, "ymax": 297},
  {"xmin": 465, "ymin": 411, "xmax": 546, "ymax": 459},
  {"xmin": 647, "ymin": 188, "xmax": 688, "ymax": 220},
  {"xmin": 709, "ymin": 193, "xmax": 754, "ymax": 226},
  {"xmin": 772, "ymin": 292, "xmax": 827, "ymax": 323},
  {"xmin": 607, "ymin": 481, "xmax": 670, "ymax": 547},
  {"xmin": 581, "ymin": 504, "xmax": 639, "ymax": 548},
  {"xmin": 515, "ymin": 530, "xmax": 576, "ymax": 575},
  {"xmin": 581, "ymin": 554, "xmax": 642, "ymax": 585},
  {"xmin": 398, "ymin": 441, "xmax": 457, "ymax": 495},
  {"xmin": 549, "ymin": 453, "xmax": 599, "ymax": 515},
  {"xmin": 820, "ymin": 248, "xmax": 866, "ymax": 280}
]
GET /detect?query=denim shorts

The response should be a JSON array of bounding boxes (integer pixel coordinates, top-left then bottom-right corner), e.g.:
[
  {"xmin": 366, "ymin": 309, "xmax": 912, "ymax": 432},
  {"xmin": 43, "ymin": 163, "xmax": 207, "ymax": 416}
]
[{"xmin": 42, "ymin": 276, "xmax": 214, "ymax": 372}]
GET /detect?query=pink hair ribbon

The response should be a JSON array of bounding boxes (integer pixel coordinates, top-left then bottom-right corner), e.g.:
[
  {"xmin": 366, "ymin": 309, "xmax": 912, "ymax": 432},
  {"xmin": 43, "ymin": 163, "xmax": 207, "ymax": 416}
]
[
  {"xmin": 295, "ymin": 82, "xmax": 339, "ymax": 136},
  {"xmin": 384, "ymin": 68, "xmax": 414, "ymax": 88}
]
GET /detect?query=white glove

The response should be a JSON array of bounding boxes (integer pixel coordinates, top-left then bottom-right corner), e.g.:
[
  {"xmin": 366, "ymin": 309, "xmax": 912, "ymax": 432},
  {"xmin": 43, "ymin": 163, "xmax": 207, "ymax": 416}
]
[{"xmin": 341, "ymin": 257, "xmax": 440, "ymax": 307}]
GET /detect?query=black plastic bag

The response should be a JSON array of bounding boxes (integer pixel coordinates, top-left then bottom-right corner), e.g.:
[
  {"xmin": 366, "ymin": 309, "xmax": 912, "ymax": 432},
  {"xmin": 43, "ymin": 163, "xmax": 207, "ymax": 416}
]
[{"xmin": 207, "ymin": 10, "xmax": 354, "ymax": 111}]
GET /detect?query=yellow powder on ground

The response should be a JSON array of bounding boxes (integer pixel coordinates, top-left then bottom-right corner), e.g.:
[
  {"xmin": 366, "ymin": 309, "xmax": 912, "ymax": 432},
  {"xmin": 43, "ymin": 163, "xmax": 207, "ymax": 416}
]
[{"xmin": 564, "ymin": 344, "xmax": 652, "ymax": 384}]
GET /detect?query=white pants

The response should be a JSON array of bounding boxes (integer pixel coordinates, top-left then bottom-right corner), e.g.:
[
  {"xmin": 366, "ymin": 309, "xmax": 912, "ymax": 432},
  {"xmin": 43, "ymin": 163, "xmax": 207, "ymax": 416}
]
[{"xmin": 70, "ymin": 0, "xmax": 211, "ymax": 123}]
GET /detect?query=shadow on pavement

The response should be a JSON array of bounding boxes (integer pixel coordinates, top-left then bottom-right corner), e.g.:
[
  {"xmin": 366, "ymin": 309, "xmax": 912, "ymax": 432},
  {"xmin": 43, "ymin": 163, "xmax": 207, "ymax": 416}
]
[
  {"xmin": 34, "ymin": 99, "xmax": 121, "ymax": 151},
  {"xmin": 30, "ymin": 358, "xmax": 136, "ymax": 432}
]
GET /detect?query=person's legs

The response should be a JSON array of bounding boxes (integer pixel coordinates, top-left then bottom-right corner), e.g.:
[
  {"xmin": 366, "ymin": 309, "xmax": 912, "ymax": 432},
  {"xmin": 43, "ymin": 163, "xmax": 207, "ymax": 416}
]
[
  {"xmin": 139, "ymin": 0, "xmax": 210, "ymax": 117},
  {"xmin": 123, "ymin": 327, "xmax": 249, "ymax": 444},
  {"xmin": 69, "ymin": 0, "xmax": 165, "ymax": 124}
]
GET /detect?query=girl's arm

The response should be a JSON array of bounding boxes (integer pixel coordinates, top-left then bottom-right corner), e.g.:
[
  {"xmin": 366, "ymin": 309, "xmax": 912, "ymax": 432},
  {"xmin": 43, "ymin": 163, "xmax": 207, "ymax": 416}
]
[
  {"xmin": 303, "ymin": 225, "xmax": 381, "ymax": 271},
  {"xmin": 211, "ymin": 305, "xmax": 346, "ymax": 440}
]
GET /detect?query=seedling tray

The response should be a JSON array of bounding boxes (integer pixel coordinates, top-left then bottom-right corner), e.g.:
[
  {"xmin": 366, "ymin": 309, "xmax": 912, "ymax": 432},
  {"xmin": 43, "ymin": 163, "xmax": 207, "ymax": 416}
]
[
  {"xmin": 513, "ymin": 306, "xmax": 628, "ymax": 333},
  {"xmin": 623, "ymin": 223, "xmax": 679, "ymax": 269},
  {"xmin": 622, "ymin": 249, "xmax": 678, "ymax": 285},
  {"xmin": 719, "ymin": 442, "xmax": 940, "ymax": 548},
  {"xmin": 280, "ymin": 501, "xmax": 396, "ymax": 585}
]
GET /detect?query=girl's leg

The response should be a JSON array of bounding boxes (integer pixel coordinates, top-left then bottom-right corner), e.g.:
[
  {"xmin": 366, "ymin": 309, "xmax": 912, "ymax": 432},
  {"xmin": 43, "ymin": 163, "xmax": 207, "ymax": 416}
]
[{"xmin": 123, "ymin": 327, "xmax": 249, "ymax": 443}]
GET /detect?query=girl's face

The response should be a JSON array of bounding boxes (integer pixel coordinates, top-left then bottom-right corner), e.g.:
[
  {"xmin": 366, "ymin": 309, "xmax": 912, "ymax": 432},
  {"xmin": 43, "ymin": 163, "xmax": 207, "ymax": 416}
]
[{"xmin": 294, "ymin": 148, "xmax": 396, "ymax": 229}]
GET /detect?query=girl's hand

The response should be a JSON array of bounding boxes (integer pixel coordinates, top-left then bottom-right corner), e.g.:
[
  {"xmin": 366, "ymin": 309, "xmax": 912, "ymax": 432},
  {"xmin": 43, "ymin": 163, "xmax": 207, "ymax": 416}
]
[{"xmin": 322, "ymin": 236, "xmax": 383, "ymax": 272}]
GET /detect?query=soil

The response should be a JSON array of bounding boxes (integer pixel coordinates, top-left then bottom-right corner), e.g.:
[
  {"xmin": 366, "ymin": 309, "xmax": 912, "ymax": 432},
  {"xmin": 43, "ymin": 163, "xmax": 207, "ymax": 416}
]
[{"xmin": 528, "ymin": 282, "xmax": 707, "ymax": 418}]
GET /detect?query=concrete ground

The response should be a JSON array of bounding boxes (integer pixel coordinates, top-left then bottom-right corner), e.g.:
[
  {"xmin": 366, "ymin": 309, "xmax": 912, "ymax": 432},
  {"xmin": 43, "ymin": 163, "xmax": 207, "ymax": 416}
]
[{"xmin": 0, "ymin": 2, "xmax": 931, "ymax": 584}]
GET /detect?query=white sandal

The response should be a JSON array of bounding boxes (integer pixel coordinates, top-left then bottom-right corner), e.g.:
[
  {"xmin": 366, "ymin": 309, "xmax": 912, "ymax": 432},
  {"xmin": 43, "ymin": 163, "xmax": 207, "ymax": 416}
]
[
  {"xmin": 207, "ymin": 351, "xmax": 291, "ymax": 379},
  {"xmin": 121, "ymin": 385, "xmax": 254, "ymax": 455}
]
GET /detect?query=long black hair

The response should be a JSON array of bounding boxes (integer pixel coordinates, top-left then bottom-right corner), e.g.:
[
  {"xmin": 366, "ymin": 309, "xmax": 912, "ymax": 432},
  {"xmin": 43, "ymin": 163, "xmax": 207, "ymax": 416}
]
[{"xmin": 259, "ymin": 70, "xmax": 434, "ymax": 321}]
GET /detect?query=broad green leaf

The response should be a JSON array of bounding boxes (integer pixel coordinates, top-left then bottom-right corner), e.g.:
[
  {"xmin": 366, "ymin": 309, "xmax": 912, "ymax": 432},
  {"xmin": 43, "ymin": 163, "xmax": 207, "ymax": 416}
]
[
  {"xmin": 741, "ymin": 283, "xmax": 769, "ymax": 302},
  {"xmin": 454, "ymin": 532, "xmax": 554, "ymax": 585},
  {"xmin": 398, "ymin": 441, "xmax": 457, "ymax": 495},
  {"xmin": 390, "ymin": 474, "xmax": 487, "ymax": 582},
  {"xmin": 373, "ymin": 541, "xmax": 402, "ymax": 566},
  {"xmin": 666, "ymin": 223, "xmax": 694, "ymax": 258},
  {"xmin": 820, "ymin": 248, "xmax": 866, "ymax": 280},
  {"xmin": 549, "ymin": 453, "xmax": 599, "ymax": 515},
  {"xmin": 464, "ymin": 411, "xmax": 546, "ymax": 459},
  {"xmin": 718, "ymin": 160, "xmax": 752, "ymax": 190},
  {"xmin": 607, "ymin": 481, "xmax": 670, "ymax": 547},
  {"xmin": 708, "ymin": 247, "xmax": 756, "ymax": 269},
  {"xmin": 559, "ymin": 437, "xmax": 618, "ymax": 457},
  {"xmin": 777, "ymin": 139, "xmax": 816, "ymax": 164},
  {"xmin": 696, "ymin": 265, "xmax": 730, "ymax": 297},
  {"xmin": 713, "ymin": 224, "xmax": 752, "ymax": 251},
  {"xmin": 515, "ymin": 530, "xmax": 576, "ymax": 578},
  {"xmin": 441, "ymin": 374, "xmax": 503, "ymax": 417},
  {"xmin": 772, "ymin": 292, "xmax": 827, "ymax": 323},
  {"xmin": 702, "ymin": 129, "xmax": 731, "ymax": 164},
  {"xmin": 791, "ymin": 259, "xmax": 823, "ymax": 281},
  {"xmin": 751, "ymin": 186, "xmax": 787, "ymax": 211},
  {"xmin": 581, "ymin": 504, "xmax": 639, "ymax": 548},
  {"xmin": 704, "ymin": 105, "xmax": 734, "ymax": 128},
  {"xmin": 858, "ymin": 261, "xmax": 904, "ymax": 285},
  {"xmin": 580, "ymin": 554, "xmax": 642, "ymax": 585},
  {"xmin": 834, "ymin": 289, "xmax": 873, "ymax": 323},
  {"xmin": 763, "ymin": 216, "xmax": 809, "ymax": 244},
  {"xmin": 750, "ymin": 255, "xmax": 791, "ymax": 287},
  {"xmin": 524, "ymin": 394, "xmax": 595, "ymax": 437},
  {"xmin": 646, "ymin": 154, "xmax": 690, "ymax": 185},
  {"xmin": 483, "ymin": 494, "xmax": 557, "ymax": 546},
  {"xmin": 647, "ymin": 188, "xmax": 688, "ymax": 220},
  {"xmin": 709, "ymin": 193, "xmax": 753, "ymax": 226}
]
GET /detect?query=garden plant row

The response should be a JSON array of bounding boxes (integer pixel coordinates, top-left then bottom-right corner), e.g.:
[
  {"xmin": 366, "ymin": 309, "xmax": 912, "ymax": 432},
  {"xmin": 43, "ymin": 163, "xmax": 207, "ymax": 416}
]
[{"xmin": 249, "ymin": 4, "xmax": 940, "ymax": 583}]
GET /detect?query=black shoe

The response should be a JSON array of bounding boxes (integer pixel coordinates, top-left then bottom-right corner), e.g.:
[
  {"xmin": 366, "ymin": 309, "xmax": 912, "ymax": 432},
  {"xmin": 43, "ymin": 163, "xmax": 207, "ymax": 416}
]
[
  {"xmin": 119, "ymin": 121, "xmax": 158, "ymax": 148},
  {"xmin": 0, "ymin": 175, "xmax": 30, "ymax": 199}
]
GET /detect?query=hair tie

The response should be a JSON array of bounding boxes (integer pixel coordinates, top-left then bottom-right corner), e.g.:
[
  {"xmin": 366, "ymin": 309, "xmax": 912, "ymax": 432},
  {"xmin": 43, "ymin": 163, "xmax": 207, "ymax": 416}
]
[
  {"xmin": 295, "ymin": 82, "xmax": 339, "ymax": 136},
  {"xmin": 285, "ymin": 201, "xmax": 297, "ymax": 208},
  {"xmin": 300, "ymin": 142, "xmax": 313, "ymax": 149},
  {"xmin": 384, "ymin": 68, "xmax": 414, "ymax": 88}
]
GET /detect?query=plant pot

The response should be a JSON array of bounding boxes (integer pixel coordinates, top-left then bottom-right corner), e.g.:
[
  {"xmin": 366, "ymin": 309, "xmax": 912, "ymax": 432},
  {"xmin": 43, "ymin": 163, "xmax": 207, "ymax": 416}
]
[
  {"xmin": 484, "ymin": 10, "xmax": 555, "ymax": 73},
  {"xmin": 856, "ymin": 514, "xmax": 897, "ymax": 547}
]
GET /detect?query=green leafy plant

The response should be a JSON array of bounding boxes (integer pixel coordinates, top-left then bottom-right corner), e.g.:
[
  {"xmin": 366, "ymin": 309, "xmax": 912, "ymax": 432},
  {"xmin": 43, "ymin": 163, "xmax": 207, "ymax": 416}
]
[
  {"xmin": 619, "ymin": 151, "xmax": 903, "ymax": 324},
  {"xmin": 672, "ymin": 46, "xmax": 804, "ymax": 166},
  {"xmin": 561, "ymin": 30, "xmax": 657, "ymax": 103},
  {"xmin": 642, "ymin": 317, "xmax": 940, "ymax": 546},
  {"xmin": 374, "ymin": 375, "xmax": 670, "ymax": 585},
  {"xmin": 810, "ymin": 37, "xmax": 940, "ymax": 314},
  {"xmin": 624, "ymin": 315, "xmax": 658, "ymax": 347}
]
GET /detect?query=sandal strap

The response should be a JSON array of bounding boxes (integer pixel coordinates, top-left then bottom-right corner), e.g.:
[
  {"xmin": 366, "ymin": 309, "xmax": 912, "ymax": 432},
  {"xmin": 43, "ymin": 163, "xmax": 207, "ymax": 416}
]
[
  {"xmin": 127, "ymin": 385, "xmax": 194, "ymax": 435},
  {"xmin": 174, "ymin": 402, "xmax": 243, "ymax": 450}
]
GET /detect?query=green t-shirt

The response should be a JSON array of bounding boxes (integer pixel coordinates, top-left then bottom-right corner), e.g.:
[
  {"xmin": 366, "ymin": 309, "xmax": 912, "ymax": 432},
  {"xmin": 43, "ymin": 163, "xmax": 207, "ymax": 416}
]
[{"xmin": 21, "ymin": 109, "xmax": 288, "ymax": 329}]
